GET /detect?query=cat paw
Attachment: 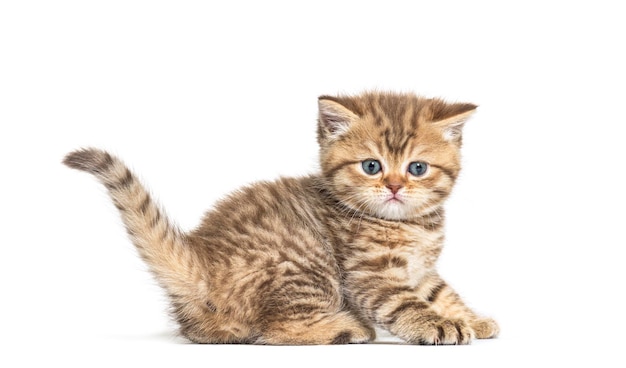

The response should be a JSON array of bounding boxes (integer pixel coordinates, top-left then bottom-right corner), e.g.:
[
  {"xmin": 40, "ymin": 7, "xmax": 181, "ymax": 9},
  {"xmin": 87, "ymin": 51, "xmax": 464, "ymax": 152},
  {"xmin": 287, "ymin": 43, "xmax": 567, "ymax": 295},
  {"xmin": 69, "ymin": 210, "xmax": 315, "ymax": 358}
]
[
  {"xmin": 415, "ymin": 318, "xmax": 474, "ymax": 345},
  {"xmin": 331, "ymin": 326, "xmax": 375, "ymax": 344},
  {"xmin": 470, "ymin": 317, "xmax": 499, "ymax": 339},
  {"xmin": 261, "ymin": 311, "xmax": 375, "ymax": 345},
  {"xmin": 328, "ymin": 312, "xmax": 375, "ymax": 344}
]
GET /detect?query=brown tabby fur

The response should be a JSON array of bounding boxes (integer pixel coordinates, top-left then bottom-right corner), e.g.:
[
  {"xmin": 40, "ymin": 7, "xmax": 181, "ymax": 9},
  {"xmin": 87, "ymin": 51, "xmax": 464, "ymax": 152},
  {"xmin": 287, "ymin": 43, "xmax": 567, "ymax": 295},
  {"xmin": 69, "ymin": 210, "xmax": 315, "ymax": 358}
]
[{"xmin": 63, "ymin": 91, "xmax": 498, "ymax": 345}]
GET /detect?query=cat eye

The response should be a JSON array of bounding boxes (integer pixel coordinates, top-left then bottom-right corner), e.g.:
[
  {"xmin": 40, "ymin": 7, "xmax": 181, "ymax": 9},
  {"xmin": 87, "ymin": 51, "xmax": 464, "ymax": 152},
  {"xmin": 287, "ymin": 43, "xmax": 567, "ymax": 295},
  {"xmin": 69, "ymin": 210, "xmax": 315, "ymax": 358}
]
[
  {"xmin": 408, "ymin": 161, "xmax": 429, "ymax": 177},
  {"xmin": 361, "ymin": 160, "xmax": 382, "ymax": 175}
]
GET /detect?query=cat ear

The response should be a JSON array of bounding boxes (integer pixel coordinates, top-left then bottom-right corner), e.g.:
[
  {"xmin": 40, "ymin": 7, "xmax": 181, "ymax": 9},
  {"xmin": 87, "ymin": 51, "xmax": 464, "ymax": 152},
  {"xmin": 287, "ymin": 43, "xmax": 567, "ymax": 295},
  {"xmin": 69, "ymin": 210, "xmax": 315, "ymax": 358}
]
[
  {"xmin": 430, "ymin": 102, "xmax": 478, "ymax": 142},
  {"xmin": 318, "ymin": 97, "xmax": 359, "ymax": 140}
]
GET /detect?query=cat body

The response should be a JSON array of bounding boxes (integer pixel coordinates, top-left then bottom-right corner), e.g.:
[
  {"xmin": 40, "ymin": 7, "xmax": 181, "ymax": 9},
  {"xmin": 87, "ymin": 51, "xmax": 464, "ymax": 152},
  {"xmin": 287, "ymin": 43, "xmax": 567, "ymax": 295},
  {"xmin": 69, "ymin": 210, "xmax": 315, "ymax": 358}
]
[{"xmin": 64, "ymin": 92, "xmax": 498, "ymax": 344}]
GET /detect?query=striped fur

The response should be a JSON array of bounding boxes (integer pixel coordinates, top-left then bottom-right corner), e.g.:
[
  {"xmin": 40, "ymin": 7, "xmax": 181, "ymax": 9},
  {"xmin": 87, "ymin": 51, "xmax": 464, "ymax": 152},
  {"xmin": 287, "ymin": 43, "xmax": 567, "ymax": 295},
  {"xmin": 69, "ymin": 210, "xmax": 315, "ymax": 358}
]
[{"xmin": 63, "ymin": 91, "xmax": 498, "ymax": 344}]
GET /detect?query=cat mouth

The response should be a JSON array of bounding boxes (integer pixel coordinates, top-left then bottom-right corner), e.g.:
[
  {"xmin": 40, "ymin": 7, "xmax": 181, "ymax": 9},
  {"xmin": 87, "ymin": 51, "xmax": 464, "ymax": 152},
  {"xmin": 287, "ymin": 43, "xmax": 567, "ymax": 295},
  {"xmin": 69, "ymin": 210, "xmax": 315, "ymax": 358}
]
[{"xmin": 385, "ymin": 197, "xmax": 404, "ymax": 204}]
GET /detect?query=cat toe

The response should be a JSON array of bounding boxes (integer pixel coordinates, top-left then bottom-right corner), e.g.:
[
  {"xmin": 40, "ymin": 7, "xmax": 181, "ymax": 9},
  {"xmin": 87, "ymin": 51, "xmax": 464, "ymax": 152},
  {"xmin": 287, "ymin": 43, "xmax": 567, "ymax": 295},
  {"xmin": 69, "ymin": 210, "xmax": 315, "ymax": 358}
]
[
  {"xmin": 419, "ymin": 319, "xmax": 473, "ymax": 345},
  {"xmin": 471, "ymin": 317, "xmax": 499, "ymax": 339}
]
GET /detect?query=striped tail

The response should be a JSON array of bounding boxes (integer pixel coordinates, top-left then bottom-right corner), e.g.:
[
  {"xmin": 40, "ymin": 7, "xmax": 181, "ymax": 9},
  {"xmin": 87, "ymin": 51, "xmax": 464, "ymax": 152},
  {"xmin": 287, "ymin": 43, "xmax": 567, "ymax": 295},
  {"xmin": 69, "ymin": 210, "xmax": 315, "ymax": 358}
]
[{"xmin": 63, "ymin": 148, "xmax": 203, "ymax": 300}]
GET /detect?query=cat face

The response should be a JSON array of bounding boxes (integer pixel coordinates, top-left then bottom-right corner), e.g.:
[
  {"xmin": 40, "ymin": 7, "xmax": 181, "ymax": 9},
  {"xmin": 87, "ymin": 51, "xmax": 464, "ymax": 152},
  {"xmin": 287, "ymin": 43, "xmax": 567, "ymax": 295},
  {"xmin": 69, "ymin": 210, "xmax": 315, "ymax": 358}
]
[{"xmin": 317, "ymin": 92, "xmax": 476, "ymax": 220}]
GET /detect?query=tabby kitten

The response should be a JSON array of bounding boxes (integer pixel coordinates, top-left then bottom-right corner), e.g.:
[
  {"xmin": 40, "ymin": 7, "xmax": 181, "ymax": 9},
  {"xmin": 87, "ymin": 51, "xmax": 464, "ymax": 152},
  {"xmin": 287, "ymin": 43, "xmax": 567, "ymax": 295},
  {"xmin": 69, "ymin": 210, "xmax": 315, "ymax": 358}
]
[{"xmin": 64, "ymin": 91, "xmax": 498, "ymax": 345}]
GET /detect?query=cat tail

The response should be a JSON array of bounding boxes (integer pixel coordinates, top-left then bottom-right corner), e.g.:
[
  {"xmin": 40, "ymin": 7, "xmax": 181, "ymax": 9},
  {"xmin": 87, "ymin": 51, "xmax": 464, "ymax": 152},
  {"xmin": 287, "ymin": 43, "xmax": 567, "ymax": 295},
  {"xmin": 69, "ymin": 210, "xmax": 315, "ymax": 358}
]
[{"xmin": 63, "ymin": 148, "xmax": 204, "ymax": 300}]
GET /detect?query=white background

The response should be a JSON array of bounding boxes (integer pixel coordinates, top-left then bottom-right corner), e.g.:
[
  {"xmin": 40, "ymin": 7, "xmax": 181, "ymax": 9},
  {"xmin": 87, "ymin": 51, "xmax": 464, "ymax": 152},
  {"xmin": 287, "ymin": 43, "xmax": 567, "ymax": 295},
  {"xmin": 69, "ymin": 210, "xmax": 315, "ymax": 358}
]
[{"xmin": 1, "ymin": 0, "xmax": 625, "ymax": 366}]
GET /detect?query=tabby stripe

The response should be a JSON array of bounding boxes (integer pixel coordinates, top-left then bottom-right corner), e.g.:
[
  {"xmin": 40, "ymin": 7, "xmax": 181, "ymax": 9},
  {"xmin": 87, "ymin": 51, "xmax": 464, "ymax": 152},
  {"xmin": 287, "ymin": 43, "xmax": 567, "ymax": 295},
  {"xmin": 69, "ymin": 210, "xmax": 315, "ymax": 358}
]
[
  {"xmin": 105, "ymin": 168, "xmax": 133, "ymax": 190},
  {"xmin": 455, "ymin": 322, "xmax": 464, "ymax": 344},
  {"xmin": 430, "ymin": 164, "xmax": 457, "ymax": 180},
  {"xmin": 383, "ymin": 128, "xmax": 394, "ymax": 155},
  {"xmin": 284, "ymin": 303, "xmax": 321, "ymax": 318},
  {"xmin": 395, "ymin": 133, "xmax": 413, "ymax": 155},
  {"xmin": 278, "ymin": 280, "xmax": 331, "ymax": 297},
  {"xmin": 113, "ymin": 201, "xmax": 125, "ymax": 212},
  {"xmin": 251, "ymin": 275, "xmax": 273, "ymax": 294},
  {"xmin": 286, "ymin": 290, "xmax": 328, "ymax": 300},
  {"xmin": 205, "ymin": 301, "xmax": 217, "ymax": 313},
  {"xmin": 266, "ymin": 185, "xmax": 284, "ymax": 206},
  {"xmin": 158, "ymin": 225, "xmax": 170, "ymax": 243},
  {"xmin": 373, "ymin": 114, "xmax": 383, "ymax": 127},
  {"xmin": 348, "ymin": 255, "xmax": 408, "ymax": 272},
  {"xmin": 368, "ymin": 286, "xmax": 414, "ymax": 310},
  {"xmin": 385, "ymin": 301, "xmax": 428, "ymax": 323},
  {"xmin": 139, "ymin": 194, "xmax": 151, "ymax": 214},
  {"xmin": 437, "ymin": 326, "xmax": 445, "ymax": 342},
  {"xmin": 303, "ymin": 312, "xmax": 335, "ymax": 328},
  {"xmin": 117, "ymin": 168, "xmax": 134, "ymax": 188},
  {"xmin": 350, "ymin": 275, "xmax": 390, "ymax": 301},
  {"xmin": 427, "ymin": 282, "xmax": 446, "ymax": 303},
  {"xmin": 280, "ymin": 236, "xmax": 334, "ymax": 275},
  {"xmin": 422, "ymin": 219, "xmax": 443, "ymax": 232},
  {"xmin": 99, "ymin": 152, "xmax": 115, "ymax": 172},
  {"xmin": 213, "ymin": 248, "xmax": 232, "ymax": 267},
  {"xmin": 412, "ymin": 104, "xmax": 421, "ymax": 129},
  {"xmin": 411, "ymin": 207, "xmax": 446, "ymax": 232},
  {"xmin": 125, "ymin": 225, "xmax": 136, "ymax": 237},
  {"xmin": 150, "ymin": 210, "xmax": 162, "ymax": 228},
  {"xmin": 325, "ymin": 160, "xmax": 360, "ymax": 176},
  {"xmin": 286, "ymin": 258, "xmax": 333, "ymax": 287}
]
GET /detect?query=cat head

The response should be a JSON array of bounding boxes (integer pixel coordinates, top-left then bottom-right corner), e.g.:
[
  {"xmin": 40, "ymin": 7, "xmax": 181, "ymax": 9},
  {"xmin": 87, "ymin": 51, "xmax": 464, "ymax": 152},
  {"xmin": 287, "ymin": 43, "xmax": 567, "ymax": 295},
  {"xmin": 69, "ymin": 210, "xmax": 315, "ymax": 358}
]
[{"xmin": 317, "ymin": 91, "xmax": 476, "ymax": 220}]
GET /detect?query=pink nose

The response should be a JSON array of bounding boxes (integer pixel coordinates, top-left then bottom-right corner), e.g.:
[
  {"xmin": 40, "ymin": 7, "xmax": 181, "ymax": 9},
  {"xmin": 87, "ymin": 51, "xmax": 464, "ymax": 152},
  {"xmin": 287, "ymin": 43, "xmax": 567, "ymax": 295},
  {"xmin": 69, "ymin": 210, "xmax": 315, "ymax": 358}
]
[{"xmin": 386, "ymin": 184, "xmax": 403, "ymax": 194}]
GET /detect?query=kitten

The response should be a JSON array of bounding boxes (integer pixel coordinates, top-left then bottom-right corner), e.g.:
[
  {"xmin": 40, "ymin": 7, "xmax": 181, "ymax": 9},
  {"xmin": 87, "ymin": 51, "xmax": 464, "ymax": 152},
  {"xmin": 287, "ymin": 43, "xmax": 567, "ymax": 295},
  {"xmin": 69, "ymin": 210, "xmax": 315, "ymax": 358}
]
[{"xmin": 63, "ymin": 91, "xmax": 498, "ymax": 345}]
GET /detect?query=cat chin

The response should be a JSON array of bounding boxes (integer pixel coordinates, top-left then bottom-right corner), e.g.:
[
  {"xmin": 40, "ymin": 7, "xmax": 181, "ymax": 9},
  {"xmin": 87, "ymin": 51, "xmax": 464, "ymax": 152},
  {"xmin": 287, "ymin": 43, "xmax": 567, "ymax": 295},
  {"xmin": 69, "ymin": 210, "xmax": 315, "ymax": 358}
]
[{"xmin": 372, "ymin": 202, "xmax": 414, "ymax": 221}]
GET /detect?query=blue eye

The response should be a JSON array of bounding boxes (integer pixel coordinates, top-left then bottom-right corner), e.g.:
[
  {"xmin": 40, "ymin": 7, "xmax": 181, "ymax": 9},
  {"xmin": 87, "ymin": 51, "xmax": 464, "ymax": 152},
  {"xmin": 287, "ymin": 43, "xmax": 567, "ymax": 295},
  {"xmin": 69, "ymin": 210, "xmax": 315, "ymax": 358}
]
[
  {"xmin": 408, "ymin": 161, "xmax": 428, "ymax": 177},
  {"xmin": 362, "ymin": 160, "xmax": 382, "ymax": 175}
]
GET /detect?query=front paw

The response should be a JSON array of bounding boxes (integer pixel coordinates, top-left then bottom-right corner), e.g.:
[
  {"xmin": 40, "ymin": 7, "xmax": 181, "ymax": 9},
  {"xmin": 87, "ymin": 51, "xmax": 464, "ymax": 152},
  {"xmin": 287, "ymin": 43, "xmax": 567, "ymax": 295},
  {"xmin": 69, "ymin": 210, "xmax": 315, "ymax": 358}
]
[
  {"xmin": 416, "ymin": 318, "xmax": 474, "ymax": 345},
  {"xmin": 470, "ymin": 317, "xmax": 499, "ymax": 339}
]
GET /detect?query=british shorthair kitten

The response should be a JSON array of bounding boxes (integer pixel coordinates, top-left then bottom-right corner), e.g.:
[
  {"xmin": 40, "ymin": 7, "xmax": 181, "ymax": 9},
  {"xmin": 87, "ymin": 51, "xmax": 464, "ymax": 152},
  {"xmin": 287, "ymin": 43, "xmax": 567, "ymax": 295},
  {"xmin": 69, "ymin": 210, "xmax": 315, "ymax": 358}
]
[{"xmin": 64, "ymin": 91, "xmax": 498, "ymax": 345}]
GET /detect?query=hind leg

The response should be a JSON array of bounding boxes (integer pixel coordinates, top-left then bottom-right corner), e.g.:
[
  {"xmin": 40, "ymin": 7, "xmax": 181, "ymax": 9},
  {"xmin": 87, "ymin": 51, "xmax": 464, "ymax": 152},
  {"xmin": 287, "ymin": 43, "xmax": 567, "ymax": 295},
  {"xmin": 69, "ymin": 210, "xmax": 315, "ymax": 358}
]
[{"xmin": 255, "ymin": 262, "xmax": 375, "ymax": 345}]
